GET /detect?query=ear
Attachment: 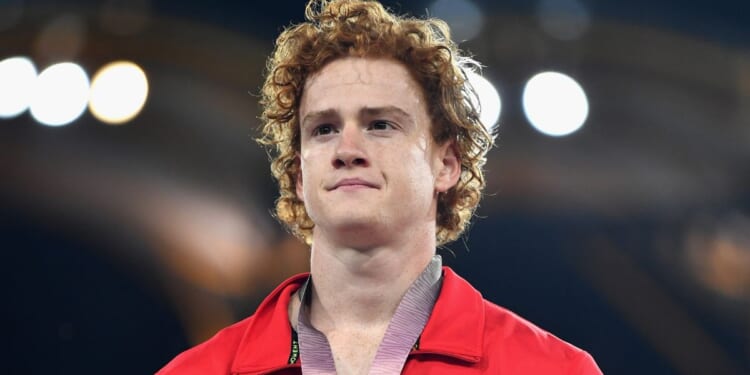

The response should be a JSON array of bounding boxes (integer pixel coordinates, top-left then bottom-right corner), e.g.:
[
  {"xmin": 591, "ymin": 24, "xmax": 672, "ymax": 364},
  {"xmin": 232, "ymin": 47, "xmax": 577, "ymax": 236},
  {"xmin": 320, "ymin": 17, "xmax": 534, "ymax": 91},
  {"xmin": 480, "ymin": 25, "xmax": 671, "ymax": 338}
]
[
  {"xmin": 434, "ymin": 140, "xmax": 461, "ymax": 193},
  {"xmin": 295, "ymin": 155, "xmax": 304, "ymax": 201}
]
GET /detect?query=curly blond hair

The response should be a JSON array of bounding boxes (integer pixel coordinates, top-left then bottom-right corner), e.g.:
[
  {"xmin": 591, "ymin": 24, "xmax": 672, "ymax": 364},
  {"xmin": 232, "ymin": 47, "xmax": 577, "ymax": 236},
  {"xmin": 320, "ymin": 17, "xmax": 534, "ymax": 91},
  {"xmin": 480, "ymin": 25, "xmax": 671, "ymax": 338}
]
[{"xmin": 257, "ymin": 0, "xmax": 494, "ymax": 245}]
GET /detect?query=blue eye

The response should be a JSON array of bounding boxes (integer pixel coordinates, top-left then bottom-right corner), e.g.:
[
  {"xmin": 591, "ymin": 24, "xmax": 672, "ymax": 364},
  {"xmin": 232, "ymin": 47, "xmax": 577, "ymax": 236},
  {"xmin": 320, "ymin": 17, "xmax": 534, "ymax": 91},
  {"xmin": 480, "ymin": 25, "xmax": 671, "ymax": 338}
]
[
  {"xmin": 313, "ymin": 124, "xmax": 334, "ymax": 136},
  {"xmin": 370, "ymin": 120, "xmax": 391, "ymax": 130}
]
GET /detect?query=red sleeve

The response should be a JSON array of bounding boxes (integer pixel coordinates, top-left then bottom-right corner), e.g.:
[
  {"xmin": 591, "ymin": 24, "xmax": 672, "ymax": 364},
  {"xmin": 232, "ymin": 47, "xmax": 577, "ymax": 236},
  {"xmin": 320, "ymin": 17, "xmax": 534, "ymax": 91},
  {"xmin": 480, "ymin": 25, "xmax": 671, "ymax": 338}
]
[
  {"xmin": 156, "ymin": 321, "xmax": 247, "ymax": 375},
  {"xmin": 568, "ymin": 350, "xmax": 603, "ymax": 375}
]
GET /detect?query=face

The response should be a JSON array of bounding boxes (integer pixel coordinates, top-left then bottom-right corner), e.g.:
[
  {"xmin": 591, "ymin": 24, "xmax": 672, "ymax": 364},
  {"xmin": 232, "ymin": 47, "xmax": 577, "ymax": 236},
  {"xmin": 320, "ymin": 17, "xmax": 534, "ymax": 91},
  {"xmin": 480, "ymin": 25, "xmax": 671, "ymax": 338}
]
[{"xmin": 296, "ymin": 57, "xmax": 459, "ymax": 245}]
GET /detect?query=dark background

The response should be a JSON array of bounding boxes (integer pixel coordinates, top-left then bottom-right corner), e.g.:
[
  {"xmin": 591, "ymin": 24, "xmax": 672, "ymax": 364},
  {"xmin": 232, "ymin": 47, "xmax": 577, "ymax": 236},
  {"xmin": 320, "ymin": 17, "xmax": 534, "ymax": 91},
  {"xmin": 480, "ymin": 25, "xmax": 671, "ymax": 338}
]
[{"xmin": 1, "ymin": 0, "xmax": 749, "ymax": 373}]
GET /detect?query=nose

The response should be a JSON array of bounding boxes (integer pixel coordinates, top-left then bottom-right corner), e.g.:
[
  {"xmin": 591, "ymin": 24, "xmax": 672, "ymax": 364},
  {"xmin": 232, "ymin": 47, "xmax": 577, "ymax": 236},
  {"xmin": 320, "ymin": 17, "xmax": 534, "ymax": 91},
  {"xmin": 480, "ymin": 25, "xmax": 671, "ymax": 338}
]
[{"xmin": 332, "ymin": 123, "xmax": 369, "ymax": 168}]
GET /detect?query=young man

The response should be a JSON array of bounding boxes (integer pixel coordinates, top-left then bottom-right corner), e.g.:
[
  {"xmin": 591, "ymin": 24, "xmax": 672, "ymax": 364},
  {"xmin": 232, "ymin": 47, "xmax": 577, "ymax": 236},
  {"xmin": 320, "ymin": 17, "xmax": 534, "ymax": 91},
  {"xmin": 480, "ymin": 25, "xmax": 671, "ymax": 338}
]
[{"xmin": 159, "ymin": 0, "xmax": 602, "ymax": 374}]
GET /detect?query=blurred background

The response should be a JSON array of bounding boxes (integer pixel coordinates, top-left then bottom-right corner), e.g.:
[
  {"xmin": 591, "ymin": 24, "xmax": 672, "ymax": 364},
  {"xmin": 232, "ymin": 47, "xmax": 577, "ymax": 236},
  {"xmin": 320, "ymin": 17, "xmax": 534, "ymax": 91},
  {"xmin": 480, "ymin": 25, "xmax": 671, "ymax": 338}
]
[{"xmin": 1, "ymin": 0, "xmax": 749, "ymax": 373}]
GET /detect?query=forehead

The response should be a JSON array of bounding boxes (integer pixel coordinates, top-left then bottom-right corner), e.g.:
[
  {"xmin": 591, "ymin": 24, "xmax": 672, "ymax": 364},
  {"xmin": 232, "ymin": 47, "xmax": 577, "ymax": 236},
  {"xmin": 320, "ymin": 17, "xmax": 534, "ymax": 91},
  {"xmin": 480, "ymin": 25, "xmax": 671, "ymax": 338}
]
[{"xmin": 300, "ymin": 57, "xmax": 426, "ymax": 115}]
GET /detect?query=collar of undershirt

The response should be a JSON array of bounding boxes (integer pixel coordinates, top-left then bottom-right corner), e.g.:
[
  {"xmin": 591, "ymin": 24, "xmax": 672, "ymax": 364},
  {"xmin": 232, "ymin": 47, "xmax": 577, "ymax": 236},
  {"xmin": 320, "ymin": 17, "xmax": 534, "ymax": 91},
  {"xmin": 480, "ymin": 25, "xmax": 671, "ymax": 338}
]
[{"xmin": 295, "ymin": 255, "xmax": 444, "ymax": 374}]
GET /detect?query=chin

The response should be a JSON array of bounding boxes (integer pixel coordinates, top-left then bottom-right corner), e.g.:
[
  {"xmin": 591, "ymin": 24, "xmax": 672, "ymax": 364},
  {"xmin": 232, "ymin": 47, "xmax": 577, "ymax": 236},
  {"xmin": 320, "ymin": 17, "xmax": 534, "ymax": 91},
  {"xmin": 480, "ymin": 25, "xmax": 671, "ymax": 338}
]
[
  {"xmin": 323, "ymin": 217, "xmax": 388, "ymax": 245},
  {"xmin": 314, "ymin": 209, "xmax": 379, "ymax": 228},
  {"xmin": 334, "ymin": 217, "xmax": 380, "ymax": 233}
]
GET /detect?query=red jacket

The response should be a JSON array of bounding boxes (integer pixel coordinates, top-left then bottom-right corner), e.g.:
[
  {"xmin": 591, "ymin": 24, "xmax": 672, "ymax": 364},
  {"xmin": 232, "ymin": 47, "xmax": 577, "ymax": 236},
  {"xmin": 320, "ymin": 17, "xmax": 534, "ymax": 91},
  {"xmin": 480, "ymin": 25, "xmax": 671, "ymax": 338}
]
[{"xmin": 158, "ymin": 267, "xmax": 602, "ymax": 374}]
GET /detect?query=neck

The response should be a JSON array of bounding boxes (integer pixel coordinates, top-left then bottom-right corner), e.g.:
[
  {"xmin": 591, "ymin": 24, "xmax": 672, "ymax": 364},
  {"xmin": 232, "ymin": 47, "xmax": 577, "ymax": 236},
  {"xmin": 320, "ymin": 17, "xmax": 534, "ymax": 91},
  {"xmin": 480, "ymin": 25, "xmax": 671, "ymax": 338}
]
[{"xmin": 305, "ymin": 227, "xmax": 435, "ymax": 333}]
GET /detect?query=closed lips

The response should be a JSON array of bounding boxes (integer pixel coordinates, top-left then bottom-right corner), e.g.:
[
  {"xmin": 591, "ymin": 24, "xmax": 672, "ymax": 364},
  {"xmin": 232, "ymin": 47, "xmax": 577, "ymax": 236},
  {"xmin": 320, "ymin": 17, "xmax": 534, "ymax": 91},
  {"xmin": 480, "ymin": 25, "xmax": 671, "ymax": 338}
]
[{"xmin": 330, "ymin": 178, "xmax": 379, "ymax": 190}]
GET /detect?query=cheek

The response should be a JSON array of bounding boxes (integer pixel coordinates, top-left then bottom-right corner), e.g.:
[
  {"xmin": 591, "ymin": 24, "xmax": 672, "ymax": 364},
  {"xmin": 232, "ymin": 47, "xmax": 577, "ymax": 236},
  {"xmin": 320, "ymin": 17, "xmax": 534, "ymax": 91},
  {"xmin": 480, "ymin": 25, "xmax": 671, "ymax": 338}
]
[
  {"xmin": 298, "ymin": 146, "xmax": 318, "ymax": 174},
  {"xmin": 298, "ymin": 149, "xmax": 323, "ymax": 194},
  {"xmin": 300, "ymin": 141, "xmax": 330, "ymax": 164},
  {"xmin": 393, "ymin": 148, "xmax": 437, "ymax": 190},
  {"xmin": 300, "ymin": 145, "xmax": 314, "ymax": 160}
]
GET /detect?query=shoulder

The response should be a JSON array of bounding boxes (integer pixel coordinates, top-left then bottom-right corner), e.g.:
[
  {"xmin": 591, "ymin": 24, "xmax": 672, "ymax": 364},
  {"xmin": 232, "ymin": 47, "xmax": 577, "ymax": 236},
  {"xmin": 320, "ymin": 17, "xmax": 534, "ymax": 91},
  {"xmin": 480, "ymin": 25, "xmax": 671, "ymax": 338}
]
[
  {"xmin": 436, "ymin": 268, "xmax": 601, "ymax": 374},
  {"xmin": 156, "ymin": 273, "xmax": 309, "ymax": 375},
  {"xmin": 156, "ymin": 317, "xmax": 255, "ymax": 375},
  {"xmin": 481, "ymin": 297, "xmax": 601, "ymax": 374}
]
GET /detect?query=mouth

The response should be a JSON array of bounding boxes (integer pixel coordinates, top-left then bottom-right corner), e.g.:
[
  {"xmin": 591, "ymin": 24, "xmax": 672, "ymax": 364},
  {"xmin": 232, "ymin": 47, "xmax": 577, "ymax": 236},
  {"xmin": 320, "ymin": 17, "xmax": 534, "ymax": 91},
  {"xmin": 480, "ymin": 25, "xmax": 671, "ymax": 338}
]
[{"xmin": 329, "ymin": 178, "xmax": 379, "ymax": 191}]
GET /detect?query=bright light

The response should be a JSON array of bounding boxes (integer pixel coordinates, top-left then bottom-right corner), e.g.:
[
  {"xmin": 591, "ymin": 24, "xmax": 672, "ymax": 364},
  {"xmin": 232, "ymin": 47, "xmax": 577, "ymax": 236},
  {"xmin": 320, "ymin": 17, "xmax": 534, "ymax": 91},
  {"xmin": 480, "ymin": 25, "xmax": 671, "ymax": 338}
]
[
  {"xmin": 0, "ymin": 57, "xmax": 37, "ymax": 119},
  {"xmin": 30, "ymin": 62, "xmax": 90, "ymax": 127},
  {"xmin": 466, "ymin": 70, "xmax": 501, "ymax": 132},
  {"xmin": 522, "ymin": 71, "xmax": 588, "ymax": 137},
  {"xmin": 89, "ymin": 61, "xmax": 149, "ymax": 124}
]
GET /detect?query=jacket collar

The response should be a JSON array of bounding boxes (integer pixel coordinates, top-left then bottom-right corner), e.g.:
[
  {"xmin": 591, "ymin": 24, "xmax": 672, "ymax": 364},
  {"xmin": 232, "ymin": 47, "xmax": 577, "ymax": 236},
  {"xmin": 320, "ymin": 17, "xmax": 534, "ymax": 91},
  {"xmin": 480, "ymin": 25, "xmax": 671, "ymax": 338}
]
[
  {"xmin": 230, "ymin": 267, "xmax": 485, "ymax": 374},
  {"xmin": 231, "ymin": 273, "xmax": 306, "ymax": 374},
  {"xmin": 413, "ymin": 267, "xmax": 484, "ymax": 363}
]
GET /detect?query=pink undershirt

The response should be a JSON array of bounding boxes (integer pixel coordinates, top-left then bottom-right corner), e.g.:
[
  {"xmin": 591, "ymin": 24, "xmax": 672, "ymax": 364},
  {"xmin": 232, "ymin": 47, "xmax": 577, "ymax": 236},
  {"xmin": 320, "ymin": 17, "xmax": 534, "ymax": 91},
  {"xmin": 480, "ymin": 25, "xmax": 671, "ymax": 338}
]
[{"xmin": 297, "ymin": 255, "xmax": 443, "ymax": 374}]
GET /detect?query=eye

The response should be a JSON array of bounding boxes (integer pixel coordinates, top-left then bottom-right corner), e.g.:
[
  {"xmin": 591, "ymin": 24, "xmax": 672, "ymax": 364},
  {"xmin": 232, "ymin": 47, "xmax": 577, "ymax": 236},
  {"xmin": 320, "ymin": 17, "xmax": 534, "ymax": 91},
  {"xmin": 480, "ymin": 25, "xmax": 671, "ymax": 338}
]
[
  {"xmin": 312, "ymin": 124, "xmax": 335, "ymax": 136},
  {"xmin": 369, "ymin": 120, "xmax": 393, "ymax": 131}
]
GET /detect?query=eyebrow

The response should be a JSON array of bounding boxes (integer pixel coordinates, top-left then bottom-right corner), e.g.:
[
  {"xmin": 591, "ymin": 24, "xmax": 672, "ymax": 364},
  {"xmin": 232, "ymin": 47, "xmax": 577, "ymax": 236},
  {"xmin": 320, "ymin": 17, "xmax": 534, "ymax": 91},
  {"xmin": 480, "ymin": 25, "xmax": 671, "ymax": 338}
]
[
  {"xmin": 301, "ymin": 106, "xmax": 415, "ymax": 127},
  {"xmin": 301, "ymin": 109, "xmax": 338, "ymax": 128},
  {"xmin": 360, "ymin": 106, "xmax": 413, "ymax": 123}
]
